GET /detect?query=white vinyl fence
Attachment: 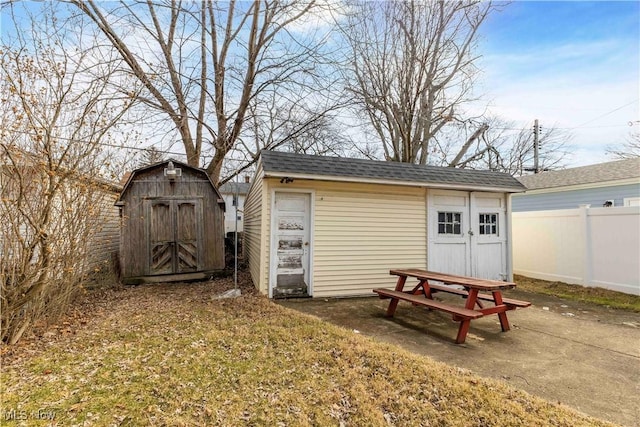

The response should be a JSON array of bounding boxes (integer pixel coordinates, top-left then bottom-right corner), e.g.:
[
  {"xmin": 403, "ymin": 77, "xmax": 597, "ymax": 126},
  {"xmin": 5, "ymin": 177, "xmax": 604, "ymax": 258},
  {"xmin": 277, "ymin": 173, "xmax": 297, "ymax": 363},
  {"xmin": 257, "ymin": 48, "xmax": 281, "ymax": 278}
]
[{"xmin": 512, "ymin": 205, "xmax": 640, "ymax": 295}]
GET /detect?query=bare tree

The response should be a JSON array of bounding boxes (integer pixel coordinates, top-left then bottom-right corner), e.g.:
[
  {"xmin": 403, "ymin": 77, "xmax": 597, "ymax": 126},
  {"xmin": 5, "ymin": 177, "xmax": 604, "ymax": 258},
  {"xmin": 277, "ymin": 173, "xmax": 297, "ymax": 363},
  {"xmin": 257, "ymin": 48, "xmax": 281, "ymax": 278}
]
[
  {"xmin": 139, "ymin": 146, "xmax": 166, "ymax": 167},
  {"xmin": 217, "ymin": 89, "xmax": 349, "ymax": 183},
  {"xmin": 278, "ymin": 114, "xmax": 349, "ymax": 157},
  {"xmin": 0, "ymin": 8, "xmax": 135, "ymax": 344},
  {"xmin": 342, "ymin": 0, "xmax": 496, "ymax": 164},
  {"xmin": 438, "ymin": 118, "xmax": 572, "ymax": 175},
  {"xmin": 607, "ymin": 131, "xmax": 640, "ymax": 159},
  {"xmin": 71, "ymin": 0, "xmax": 341, "ymax": 183}
]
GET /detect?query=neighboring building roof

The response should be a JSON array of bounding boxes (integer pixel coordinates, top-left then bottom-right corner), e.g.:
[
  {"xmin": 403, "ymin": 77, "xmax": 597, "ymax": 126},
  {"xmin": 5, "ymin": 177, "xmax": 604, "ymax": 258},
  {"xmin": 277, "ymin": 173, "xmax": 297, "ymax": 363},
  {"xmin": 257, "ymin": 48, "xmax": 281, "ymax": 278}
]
[
  {"xmin": 219, "ymin": 182, "xmax": 251, "ymax": 195},
  {"xmin": 517, "ymin": 158, "xmax": 640, "ymax": 190},
  {"xmin": 259, "ymin": 150, "xmax": 526, "ymax": 192}
]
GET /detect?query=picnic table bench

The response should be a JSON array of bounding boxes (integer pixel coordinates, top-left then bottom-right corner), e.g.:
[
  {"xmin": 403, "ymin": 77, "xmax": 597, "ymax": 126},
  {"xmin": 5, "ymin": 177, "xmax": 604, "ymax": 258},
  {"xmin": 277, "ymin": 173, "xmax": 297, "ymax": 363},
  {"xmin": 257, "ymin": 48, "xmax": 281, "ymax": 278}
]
[{"xmin": 373, "ymin": 268, "xmax": 531, "ymax": 344}]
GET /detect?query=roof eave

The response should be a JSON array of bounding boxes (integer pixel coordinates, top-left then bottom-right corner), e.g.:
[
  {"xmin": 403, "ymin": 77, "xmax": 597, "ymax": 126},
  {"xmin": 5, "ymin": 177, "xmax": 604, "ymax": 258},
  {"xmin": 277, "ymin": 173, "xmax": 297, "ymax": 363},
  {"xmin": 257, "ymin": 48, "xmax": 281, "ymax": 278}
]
[{"xmin": 263, "ymin": 171, "xmax": 525, "ymax": 193}]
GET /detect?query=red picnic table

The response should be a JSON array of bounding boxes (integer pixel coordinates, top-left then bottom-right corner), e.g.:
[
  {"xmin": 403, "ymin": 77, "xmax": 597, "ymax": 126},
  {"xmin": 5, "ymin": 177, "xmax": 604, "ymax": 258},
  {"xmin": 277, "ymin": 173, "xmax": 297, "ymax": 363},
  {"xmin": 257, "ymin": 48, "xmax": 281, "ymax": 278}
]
[{"xmin": 373, "ymin": 269, "xmax": 531, "ymax": 344}]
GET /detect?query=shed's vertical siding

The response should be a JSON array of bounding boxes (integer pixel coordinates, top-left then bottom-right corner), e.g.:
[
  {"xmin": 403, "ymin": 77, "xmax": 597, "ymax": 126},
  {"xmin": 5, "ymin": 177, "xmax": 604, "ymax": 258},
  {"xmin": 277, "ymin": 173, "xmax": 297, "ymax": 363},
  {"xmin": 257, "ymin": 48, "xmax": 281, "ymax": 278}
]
[
  {"xmin": 256, "ymin": 179, "xmax": 428, "ymax": 297},
  {"xmin": 243, "ymin": 167, "xmax": 265, "ymax": 291},
  {"xmin": 120, "ymin": 182, "xmax": 145, "ymax": 278},
  {"xmin": 202, "ymin": 181, "xmax": 225, "ymax": 270}
]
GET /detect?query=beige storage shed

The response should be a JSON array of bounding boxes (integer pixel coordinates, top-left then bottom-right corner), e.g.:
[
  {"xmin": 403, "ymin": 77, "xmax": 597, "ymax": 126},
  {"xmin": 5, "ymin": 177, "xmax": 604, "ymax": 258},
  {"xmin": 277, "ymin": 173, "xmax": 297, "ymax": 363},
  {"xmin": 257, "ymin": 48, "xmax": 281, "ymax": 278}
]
[{"xmin": 244, "ymin": 151, "xmax": 525, "ymax": 298}]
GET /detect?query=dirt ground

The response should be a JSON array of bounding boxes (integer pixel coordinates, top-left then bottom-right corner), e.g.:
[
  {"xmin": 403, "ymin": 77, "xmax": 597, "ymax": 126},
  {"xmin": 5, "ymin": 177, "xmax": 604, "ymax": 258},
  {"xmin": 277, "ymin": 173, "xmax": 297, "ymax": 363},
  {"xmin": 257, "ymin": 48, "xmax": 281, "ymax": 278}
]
[{"xmin": 279, "ymin": 288, "xmax": 640, "ymax": 427}]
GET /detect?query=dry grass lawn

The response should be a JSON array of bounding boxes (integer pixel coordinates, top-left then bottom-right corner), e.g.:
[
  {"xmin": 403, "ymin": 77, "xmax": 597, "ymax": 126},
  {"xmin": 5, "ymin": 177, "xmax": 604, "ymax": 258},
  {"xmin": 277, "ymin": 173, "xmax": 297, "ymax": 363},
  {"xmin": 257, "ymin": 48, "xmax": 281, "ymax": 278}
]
[
  {"xmin": 515, "ymin": 275, "xmax": 640, "ymax": 312},
  {"xmin": 1, "ymin": 274, "xmax": 615, "ymax": 426}
]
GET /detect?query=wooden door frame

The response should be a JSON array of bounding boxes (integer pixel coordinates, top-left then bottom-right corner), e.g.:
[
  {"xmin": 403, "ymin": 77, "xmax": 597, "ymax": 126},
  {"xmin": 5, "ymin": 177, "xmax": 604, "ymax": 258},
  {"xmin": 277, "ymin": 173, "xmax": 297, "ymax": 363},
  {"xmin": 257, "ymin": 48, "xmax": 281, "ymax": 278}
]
[{"xmin": 268, "ymin": 189, "xmax": 315, "ymax": 298}]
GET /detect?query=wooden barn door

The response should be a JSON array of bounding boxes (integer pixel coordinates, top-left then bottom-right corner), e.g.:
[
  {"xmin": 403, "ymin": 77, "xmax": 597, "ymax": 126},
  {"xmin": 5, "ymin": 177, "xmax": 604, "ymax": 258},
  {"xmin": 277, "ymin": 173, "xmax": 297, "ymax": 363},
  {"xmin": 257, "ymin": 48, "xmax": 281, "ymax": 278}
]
[
  {"xmin": 175, "ymin": 201, "xmax": 199, "ymax": 273},
  {"xmin": 149, "ymin": 201, "xmax": 174, "ymax": 275},
  {"xmin": 148, "ymin": 199, "xmax": 202, "ymax": 275}
]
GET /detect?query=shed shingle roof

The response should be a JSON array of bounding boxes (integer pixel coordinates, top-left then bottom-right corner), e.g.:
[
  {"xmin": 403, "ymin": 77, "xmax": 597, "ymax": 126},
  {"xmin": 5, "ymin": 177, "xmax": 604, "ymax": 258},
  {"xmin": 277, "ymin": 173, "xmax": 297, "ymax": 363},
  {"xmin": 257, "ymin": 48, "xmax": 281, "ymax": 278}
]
[
  {"xmin": 260, "ymin": 151, "xmax": 526, "ymax": 192},
  {"xmin": 517, "ymin": 158, "xmax": 640, "ymax": 190}
]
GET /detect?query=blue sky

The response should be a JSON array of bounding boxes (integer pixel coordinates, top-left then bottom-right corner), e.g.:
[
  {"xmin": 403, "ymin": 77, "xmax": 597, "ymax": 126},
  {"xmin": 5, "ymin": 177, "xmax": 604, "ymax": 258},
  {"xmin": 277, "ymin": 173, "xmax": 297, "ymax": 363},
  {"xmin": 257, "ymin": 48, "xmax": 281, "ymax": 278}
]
[
  {"xmin": 2, "ymin": 1, "xmax": 637, "ymax": 169},
  {"xmin": 472, "ymin": 0, "xmax": 640, "ymax": 167}
]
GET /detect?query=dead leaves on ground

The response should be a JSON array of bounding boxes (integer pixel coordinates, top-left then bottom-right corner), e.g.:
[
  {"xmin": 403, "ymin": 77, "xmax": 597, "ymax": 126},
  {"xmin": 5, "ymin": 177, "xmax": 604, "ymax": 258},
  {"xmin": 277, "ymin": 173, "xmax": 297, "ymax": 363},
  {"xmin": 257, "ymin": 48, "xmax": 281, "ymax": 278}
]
[{"xmin": 1, "ymin": 272, "xmax": 614, "ymax": 427}]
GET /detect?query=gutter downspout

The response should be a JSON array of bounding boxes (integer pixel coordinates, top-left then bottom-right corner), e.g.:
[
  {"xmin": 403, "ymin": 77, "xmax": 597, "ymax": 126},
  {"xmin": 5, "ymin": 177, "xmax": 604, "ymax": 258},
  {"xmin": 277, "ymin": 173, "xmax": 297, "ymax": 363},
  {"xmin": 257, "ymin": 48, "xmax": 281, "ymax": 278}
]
[{"xmin": 506, "ymin": 193, "xmax": 515, "ymax": 282}]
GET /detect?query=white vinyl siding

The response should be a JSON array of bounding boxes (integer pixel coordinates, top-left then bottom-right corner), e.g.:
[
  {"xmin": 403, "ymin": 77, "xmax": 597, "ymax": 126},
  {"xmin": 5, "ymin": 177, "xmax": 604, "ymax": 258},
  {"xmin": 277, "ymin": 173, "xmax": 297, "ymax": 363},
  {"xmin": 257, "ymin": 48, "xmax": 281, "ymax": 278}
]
[
  {"xmin": 313, "ymin": 188, "xmax": 426, "ymax": 297},
  {"xmin": 256, "ymin": 179, "xmax": 427, "ymax": 297},
  {"xmin": 252, "ymin": 179, "xmax": 427, "ymax": 297},
  {"xmin": 511, "ymin": 182, "xmax": 640, "ymax": 212},
  {"xmin": 249, "ymin": 175, "xmax": 514, "ymax": 298},
  {"xmin": 243, "ymin": 168, "xmax": 265, "ymax": 292}
]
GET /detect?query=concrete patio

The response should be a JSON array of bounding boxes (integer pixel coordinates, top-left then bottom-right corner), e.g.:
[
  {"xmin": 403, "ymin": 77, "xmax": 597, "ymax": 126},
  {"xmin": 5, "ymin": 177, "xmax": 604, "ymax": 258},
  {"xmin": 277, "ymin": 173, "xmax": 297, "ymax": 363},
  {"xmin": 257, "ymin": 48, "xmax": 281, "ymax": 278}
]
[{"xmin": 278, "ymin": 288, "xmax": 640, "ymax": 426}]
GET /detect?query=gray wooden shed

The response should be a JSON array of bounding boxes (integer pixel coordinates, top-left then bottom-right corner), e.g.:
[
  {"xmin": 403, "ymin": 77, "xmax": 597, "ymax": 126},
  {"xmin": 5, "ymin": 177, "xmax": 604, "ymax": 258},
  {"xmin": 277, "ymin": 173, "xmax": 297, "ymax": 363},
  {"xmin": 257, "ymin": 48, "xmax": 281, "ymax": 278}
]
[{"xmin": 116, "ymin": 160, "xmax": 225, "ymax": 284}]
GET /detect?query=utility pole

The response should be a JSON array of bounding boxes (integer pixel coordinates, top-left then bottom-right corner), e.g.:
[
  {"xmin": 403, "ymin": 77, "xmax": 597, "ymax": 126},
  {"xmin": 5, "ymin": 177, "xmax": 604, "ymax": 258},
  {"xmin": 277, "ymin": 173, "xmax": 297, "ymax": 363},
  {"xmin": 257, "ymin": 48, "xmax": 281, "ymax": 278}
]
[
  {"xmin": 524, "ymin": 119, "xmax": 543, "ymax": 174},
  {"xmin": 533, "ymin": 119, "xmax": 540, "ymax": 174},
  {"xmin": 234, "ymin": 174, "xmax": 239, "ymax": 291}
]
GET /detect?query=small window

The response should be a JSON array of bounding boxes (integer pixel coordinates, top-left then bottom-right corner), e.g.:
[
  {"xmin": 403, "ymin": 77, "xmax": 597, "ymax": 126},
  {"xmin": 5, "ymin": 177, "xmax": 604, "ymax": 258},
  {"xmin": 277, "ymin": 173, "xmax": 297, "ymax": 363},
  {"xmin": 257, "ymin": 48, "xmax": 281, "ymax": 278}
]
[
  {"xmin": 438, "ymin": 211, "xmax": 462, "ymax": 235},
  {"xmin": 479, "ymin": 213, "xmax": 498, "ymax": 235},
  {"xmin": 232, "ymin": 195, "xmax": 238, "ymax": 206}
]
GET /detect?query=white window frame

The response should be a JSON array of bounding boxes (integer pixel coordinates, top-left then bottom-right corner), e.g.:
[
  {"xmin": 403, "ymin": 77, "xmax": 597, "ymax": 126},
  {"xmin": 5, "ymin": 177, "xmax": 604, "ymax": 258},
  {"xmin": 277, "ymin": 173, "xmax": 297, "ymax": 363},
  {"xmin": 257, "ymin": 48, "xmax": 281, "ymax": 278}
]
[
  {"xmin": 437, "ymin": 211, "xmax": 463, "ymax": 235},
  {"xmin": 478, "ymin": 212, "xmax": 499, "ymax": 236}
]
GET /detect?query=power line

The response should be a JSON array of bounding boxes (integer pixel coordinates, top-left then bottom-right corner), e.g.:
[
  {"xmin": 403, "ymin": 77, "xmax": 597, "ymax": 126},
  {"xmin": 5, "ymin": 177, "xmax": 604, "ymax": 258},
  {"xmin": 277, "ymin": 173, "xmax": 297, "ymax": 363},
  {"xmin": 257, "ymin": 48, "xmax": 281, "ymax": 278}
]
[
  {"xmin": 489, "ymin": 124, "xmax": 629, "ymax": 131},
  {"xmin": 549, "ymin": 124, "xmax": 630, "ymax": 131},
  {"xmin": 5, "ymin": 109, "xmax": 635, "ymax": 155},
  {"xmin": 5, "ymin": 129, "xmax": 188, "ymax": 157},
  {"xmin": 475, "ymin": 99, "xmax": 638, "ymax": 132},
  {"xmin": 574, "ymin": 99, "xmax": 639, "ymax": 128}
]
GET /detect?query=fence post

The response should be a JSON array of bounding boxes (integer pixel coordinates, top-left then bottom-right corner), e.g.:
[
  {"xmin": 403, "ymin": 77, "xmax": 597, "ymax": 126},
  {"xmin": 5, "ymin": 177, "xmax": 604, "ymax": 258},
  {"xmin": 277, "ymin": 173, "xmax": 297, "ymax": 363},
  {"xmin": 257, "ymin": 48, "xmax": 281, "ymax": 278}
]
[{"xmin": 579, "ymin": 204, "xmax": 592, "ymax": 286}]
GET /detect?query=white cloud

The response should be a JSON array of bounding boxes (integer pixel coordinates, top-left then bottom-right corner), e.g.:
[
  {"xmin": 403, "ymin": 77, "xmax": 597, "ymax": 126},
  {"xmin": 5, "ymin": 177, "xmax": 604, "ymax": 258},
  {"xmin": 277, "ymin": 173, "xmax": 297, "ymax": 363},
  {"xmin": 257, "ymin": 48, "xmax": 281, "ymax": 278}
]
[{"xmin": 471, "ymin": 36, "xmax": 639, "ymax": 167}]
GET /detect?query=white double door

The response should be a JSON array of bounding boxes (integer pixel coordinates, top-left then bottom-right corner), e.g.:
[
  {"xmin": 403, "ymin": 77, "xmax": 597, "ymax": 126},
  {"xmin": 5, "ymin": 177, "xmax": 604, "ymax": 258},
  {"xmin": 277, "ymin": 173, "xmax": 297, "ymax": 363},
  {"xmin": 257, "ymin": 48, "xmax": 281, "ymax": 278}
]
[{"xmin": 427, "ymin": 190, "xmax": 508, "ymax": 281}]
